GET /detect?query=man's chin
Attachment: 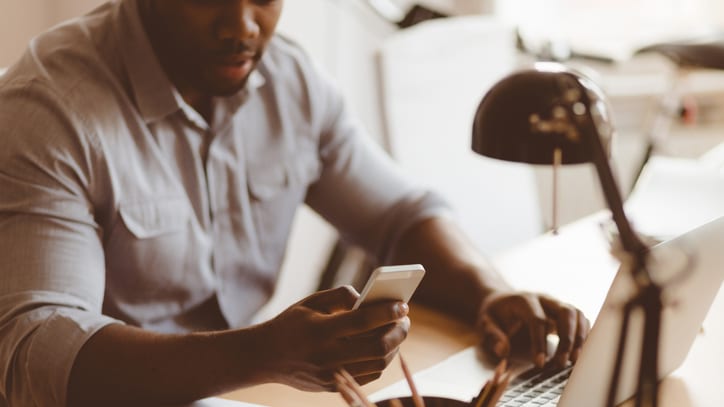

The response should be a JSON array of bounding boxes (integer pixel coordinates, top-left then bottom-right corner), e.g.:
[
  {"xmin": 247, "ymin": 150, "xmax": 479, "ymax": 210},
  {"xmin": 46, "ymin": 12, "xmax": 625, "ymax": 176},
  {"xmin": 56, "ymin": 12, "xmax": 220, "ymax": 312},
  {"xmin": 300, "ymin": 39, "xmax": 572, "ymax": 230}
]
[
  {"xmin": 209, "ymin": 80, "xmax": 249, "ymax": 97},
  {"xmin": 202, "ymin": 60, "xmax": 256, "ymax": 97},
  {"xmin": 194, "ymin": 75, "xmax": 250, "ymax": 98}
]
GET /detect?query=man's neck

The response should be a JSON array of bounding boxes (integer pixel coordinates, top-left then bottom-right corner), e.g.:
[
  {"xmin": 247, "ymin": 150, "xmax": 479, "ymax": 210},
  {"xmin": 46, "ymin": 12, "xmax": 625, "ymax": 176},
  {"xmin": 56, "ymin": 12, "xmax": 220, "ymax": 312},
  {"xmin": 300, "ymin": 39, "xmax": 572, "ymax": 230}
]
[{"xmin": 188, "ymin": 95, "xmax": 214, "ymax": 125}]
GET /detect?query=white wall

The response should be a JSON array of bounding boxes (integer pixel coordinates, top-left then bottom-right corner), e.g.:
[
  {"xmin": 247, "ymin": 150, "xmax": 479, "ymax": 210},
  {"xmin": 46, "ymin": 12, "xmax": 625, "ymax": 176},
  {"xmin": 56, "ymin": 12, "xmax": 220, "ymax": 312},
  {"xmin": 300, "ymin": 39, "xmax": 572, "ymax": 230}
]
[
  {"xmin": 0, "ymin": 1, "xmax": 51, "ymax": 67},
  {"xmin": 0, "ymin": 0, "xmax": 108, "ymax": 66},
  {"xmin": 49, "ymin": 0, "xmax": 107, "ymax": 22}
]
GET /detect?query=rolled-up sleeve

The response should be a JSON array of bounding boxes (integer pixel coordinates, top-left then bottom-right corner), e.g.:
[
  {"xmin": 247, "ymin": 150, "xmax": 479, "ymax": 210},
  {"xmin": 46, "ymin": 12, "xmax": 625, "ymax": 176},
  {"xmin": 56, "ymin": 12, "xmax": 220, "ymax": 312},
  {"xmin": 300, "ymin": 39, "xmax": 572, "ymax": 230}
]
[
  {"xmin": 0, "ymin": 79, "xmax": 122, "ymax": 406},
  {"xmin": 303, "ymin": 62, "xmax": 452, "ymax": 262}
]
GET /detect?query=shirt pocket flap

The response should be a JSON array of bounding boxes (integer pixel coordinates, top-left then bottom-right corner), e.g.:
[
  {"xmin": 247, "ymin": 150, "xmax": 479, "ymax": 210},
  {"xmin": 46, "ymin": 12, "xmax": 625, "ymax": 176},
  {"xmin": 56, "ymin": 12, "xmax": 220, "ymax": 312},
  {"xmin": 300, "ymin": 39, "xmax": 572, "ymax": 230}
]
[
  {"xmin": 247, "ymin": 165, "xmax": 289, "ymax": 201},
  {"xmin": 119, "ymin": 199, "xmax": 191, "ymax": 239},
  {"xmin": 247, "ymin": 152, "xmax": 321, "ymax": 202}
]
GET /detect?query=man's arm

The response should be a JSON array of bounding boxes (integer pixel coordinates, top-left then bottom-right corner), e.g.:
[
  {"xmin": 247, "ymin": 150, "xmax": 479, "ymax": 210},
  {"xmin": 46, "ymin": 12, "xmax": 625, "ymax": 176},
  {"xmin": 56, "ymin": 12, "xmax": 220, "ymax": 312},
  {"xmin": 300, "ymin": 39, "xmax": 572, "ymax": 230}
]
[
  {"xmin": 66, "ymin": 287, "xmax": 410, "ymax": 406},
  {"xmin": 390, "ymin": 216, "xmax": 590, "ymax": 368},
  {"xmin": 67, "ymin": 324, "xmax": 257, "ymax": 405}
]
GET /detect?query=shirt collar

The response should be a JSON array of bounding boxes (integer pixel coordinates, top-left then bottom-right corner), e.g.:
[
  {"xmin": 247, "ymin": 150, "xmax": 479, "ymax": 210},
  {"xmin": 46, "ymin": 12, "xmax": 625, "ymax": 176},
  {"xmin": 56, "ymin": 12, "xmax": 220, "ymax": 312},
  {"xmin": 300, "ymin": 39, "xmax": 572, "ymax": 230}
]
[
  {"xmin": 117, "ymin": 0, "xmax": 180, "ymax": 123},
  {"xmin": 117, "ymin": 0, "xmax": 266, "ymax": 125}
]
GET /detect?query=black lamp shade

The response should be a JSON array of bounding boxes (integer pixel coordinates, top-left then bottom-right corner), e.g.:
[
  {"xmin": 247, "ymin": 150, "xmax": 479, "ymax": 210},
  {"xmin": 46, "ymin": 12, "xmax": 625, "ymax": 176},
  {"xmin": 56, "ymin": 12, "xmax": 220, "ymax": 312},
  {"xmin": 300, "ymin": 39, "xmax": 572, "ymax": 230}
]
[{"xmin": 472, "ymin": 63, "xmax": 612, "ymax": 165}]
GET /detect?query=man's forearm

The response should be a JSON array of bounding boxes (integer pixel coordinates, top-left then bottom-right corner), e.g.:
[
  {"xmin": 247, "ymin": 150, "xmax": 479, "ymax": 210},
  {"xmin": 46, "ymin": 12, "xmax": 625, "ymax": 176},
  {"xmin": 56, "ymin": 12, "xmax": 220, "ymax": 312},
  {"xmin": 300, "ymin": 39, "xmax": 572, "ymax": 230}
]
[
  {"xmin": 67, "ymin": 323, "xmax": 268, "ymax": 406},
  {"xmin": 391, "ymin": 216, "xmax": 512, "ymax": 324}
]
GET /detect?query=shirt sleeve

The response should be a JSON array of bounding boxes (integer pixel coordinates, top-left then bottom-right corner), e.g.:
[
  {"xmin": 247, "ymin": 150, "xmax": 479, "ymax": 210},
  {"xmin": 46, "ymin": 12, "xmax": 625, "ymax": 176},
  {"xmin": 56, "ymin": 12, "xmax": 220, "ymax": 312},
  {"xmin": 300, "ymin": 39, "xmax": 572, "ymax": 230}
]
[
  {"xmin": 300, "ymin": 56, "xmax": 454, "ymax": 263},
  {"xmin": 0, "ymin": 79, "xmax": 123, "ymax": 407}
]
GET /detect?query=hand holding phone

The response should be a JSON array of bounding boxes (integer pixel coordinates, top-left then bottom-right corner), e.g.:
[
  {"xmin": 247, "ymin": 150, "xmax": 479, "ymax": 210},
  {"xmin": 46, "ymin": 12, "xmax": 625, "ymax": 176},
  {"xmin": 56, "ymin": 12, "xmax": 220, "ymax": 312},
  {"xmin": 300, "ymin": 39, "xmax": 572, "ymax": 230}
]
[{"xmin": 352, "ymin": 264, "xmax": 426, "ymax": 310}]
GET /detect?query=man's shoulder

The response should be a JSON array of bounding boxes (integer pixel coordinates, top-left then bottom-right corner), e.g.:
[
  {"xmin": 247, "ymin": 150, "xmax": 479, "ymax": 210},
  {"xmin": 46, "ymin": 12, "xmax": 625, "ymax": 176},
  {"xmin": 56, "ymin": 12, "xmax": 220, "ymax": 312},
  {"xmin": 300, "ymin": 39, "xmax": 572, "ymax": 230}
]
[
  {"xmin": 1, "ymin": 2, "xmax": 123, "ymax": 113},
  {"xmin": 0, "ymin": 6, "xmax": 131, "ymax": 153}
]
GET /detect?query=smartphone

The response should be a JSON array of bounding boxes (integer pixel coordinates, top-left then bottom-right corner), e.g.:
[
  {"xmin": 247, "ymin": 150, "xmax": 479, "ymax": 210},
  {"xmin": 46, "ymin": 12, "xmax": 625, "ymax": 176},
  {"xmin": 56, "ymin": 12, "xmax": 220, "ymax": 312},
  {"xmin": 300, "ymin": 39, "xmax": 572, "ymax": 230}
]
[{"xmin": 352, "ymin": 264, "xmax": 426, "ymax": 310}]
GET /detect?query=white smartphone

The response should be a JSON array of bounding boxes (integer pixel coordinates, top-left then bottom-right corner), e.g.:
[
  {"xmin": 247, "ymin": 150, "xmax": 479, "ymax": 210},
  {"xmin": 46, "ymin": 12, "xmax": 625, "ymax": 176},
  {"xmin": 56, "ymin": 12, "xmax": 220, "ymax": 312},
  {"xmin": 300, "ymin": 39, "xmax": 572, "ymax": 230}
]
[{"xmin": 352, "ymin": 264, "xmax": 426, "ymax": 310}]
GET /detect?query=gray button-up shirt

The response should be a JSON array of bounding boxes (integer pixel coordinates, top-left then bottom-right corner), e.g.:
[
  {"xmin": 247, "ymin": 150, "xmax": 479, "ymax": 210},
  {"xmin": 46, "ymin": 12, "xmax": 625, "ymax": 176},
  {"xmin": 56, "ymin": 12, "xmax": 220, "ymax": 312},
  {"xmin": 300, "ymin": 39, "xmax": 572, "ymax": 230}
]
[{"xmin": 0, "ymin": 0, "xmax": 449, "ymax": 405}]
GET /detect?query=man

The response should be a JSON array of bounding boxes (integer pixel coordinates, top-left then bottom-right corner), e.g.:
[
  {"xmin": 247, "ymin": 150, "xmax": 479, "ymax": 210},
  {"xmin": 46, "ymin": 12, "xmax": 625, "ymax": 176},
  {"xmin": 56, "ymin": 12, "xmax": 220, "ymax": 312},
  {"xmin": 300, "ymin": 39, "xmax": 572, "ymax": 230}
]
[{"xmin": 0, "ymin": 1, "xmax": 589, "ymax": 406}]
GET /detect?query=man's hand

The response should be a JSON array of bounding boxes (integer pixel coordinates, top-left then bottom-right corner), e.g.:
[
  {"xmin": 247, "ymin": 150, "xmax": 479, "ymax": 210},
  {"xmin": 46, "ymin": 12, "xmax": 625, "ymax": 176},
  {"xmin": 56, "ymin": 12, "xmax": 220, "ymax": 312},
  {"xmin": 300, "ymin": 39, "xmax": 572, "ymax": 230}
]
[
  {"xmin": 476, "ymin": 291, "xmax": 590, "ymax": 368},
  {"xmin": 254, "ymin": 286, "xmax": 410, "ymax": 391}
]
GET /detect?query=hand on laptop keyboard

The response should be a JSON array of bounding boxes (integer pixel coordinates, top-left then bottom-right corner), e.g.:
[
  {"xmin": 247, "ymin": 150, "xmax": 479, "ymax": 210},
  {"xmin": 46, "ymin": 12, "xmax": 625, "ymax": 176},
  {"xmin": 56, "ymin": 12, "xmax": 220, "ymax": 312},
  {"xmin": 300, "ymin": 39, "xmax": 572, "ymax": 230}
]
[{"xmin": 476, "ymin": 292, "xmax": 591, "ymax": 370}]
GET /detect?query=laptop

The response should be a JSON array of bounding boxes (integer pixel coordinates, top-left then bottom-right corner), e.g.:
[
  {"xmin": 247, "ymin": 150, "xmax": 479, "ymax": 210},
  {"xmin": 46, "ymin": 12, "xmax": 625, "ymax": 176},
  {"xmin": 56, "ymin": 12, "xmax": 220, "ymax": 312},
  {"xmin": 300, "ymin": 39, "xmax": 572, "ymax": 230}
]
[{"xmin": 497, "ymin": 215, "xmax": 724, "ymax": 407}]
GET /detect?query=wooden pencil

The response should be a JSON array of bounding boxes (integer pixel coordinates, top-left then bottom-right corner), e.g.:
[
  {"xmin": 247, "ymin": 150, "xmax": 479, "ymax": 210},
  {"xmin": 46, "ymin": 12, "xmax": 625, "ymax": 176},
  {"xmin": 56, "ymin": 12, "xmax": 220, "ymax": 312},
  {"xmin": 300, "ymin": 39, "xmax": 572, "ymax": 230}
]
[{"xmin": 399, "ymin": 354, "xmax": 425, "ymax": 407}]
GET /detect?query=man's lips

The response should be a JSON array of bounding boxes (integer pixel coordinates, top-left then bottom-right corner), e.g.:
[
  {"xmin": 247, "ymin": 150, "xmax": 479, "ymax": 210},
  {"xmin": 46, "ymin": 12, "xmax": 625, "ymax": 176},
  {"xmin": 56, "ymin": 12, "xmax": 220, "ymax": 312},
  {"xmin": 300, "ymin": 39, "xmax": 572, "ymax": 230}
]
[
  {"xmin": 211, "ymin": 53, "xmax": 256, "ymax": 81},
  {"xmin": 213, "ymin": 61, "xmax": 253, "ymax": 81},
  {"xmin": 216, "ymin": 52, "xmax": 257, "ymax": 66}
]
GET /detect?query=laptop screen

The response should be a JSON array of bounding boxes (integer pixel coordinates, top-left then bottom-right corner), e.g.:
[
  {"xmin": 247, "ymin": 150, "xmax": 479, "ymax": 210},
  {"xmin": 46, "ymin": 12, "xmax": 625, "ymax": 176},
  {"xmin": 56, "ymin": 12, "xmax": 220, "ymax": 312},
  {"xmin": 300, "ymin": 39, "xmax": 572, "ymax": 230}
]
[{"xmin": 560, "ymin": 215, "xmax": 724, "ymax": 406}]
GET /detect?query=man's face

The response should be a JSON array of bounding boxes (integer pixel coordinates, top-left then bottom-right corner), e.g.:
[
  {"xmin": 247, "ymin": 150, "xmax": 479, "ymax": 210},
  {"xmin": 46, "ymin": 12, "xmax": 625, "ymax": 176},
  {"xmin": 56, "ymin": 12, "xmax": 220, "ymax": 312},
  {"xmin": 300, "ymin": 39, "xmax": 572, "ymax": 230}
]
[{"xmin": 148, "ymin": 0, "xmax": 283, "ymax": 97}]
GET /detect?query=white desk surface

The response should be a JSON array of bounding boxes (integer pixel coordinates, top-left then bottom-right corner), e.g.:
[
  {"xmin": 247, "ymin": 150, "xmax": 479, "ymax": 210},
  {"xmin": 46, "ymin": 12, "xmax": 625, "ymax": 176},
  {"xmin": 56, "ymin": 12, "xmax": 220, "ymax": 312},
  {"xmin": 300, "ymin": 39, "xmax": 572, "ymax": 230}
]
[{"xmin": 181, "ymin": 398, "xmax": 265, "ymax": 407}]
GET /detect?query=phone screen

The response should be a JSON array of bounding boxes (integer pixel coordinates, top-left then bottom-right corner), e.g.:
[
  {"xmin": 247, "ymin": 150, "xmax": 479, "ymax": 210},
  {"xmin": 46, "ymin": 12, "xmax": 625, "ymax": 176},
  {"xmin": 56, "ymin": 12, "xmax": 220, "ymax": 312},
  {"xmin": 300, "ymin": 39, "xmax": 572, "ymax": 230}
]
[{"xmin": 352, "ymin": 264, "xmax": 426, "ymax": 309}]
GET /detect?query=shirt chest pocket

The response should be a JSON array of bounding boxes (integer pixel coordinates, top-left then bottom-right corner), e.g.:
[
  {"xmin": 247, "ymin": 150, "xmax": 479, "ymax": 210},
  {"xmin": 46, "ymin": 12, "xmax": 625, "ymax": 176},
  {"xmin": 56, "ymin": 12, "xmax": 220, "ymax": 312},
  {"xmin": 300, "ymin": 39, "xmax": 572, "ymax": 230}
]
[
  {"xmin": 246, "ymin": 154, "xmax": 320, "ymax": 261},
  {"xmin": 119, "ymin": 198, "xmax": 191, "ymax": 239},
  {"xmin": 247, "ymin": 153, "xmax": 320, "ymax": 200},
  {"xmin": 107, "ymin": 198, "xmax": 197, "ymax": 307}
]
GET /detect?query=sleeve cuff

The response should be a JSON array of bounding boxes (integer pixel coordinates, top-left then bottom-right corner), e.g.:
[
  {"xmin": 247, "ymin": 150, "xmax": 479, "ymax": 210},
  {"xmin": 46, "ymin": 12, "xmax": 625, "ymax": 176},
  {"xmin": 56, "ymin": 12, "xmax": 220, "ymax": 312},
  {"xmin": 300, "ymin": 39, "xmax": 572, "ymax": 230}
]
[{"xmin": 14, "ymin": 307, "xmax": 122, "ymax": 406}]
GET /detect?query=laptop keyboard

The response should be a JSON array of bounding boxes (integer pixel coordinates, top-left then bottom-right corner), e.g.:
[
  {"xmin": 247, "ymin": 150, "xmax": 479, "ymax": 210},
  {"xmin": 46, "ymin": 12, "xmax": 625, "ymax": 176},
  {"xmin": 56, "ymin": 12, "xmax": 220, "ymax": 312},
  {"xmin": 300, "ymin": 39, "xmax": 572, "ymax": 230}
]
[{"xmin": 496, "ymin": 364, "xmax": 573, "ymax": 407}]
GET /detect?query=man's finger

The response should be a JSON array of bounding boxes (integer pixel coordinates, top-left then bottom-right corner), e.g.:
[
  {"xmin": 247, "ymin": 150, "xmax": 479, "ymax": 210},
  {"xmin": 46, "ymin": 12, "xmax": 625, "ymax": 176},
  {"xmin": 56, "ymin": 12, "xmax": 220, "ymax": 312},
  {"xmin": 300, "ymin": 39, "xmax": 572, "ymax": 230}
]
[
  {"xmin": 478, "ymin": 314, "xmax": 510, "ymax": 359},
  {"xmin": 303, "ymin": 285, "xmax": 359, "ymax": 314},
  {"xmin": 323, "ymin": 317, "xmax": 410, "ymax": 366},
  {"xmin": 520, "ymin": 295, "xmax": 549, "ymax": 367},
  {"xmin": 322, "ymin": 300, "xmax": 408, "ymax": 338},
  {"xmin": 551, "ymin": 304, "xmax": 577, "ymax": 367},
  {"xmin": 571, "ymin": 310, "xmax": 590, "ymax": 362},
  {"xmin": 341, "ymin": 348, "xmax": 399, "ymax": 378}
]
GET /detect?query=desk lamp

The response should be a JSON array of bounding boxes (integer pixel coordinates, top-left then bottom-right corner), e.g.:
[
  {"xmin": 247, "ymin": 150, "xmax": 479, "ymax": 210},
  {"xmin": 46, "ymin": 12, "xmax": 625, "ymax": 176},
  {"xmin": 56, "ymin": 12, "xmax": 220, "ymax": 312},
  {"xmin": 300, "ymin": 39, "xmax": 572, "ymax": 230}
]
[{"xmin": 471, "ymin": 62, "xmax": 661, "ymax": 407}]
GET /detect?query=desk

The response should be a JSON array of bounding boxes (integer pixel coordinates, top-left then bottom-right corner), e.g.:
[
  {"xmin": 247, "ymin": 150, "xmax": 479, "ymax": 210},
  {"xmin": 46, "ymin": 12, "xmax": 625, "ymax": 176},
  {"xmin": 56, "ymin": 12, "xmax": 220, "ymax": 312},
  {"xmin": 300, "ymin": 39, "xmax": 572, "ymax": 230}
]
[{"xmin": 222, "ymin": 213, "xmax": 724, "ymax": 406}]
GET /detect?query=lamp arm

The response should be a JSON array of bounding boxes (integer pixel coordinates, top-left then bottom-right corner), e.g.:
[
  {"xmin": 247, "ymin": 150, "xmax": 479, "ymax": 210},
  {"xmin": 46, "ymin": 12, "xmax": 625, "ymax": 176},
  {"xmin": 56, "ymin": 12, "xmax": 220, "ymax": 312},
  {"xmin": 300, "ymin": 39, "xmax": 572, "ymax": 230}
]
[
  {"xmin": 578, "ymin": 99, "xmax": 649, "ymax": 267},
  {"xmin": 578, "ymin": 92, "xmax": 662, "ymax": 407}
]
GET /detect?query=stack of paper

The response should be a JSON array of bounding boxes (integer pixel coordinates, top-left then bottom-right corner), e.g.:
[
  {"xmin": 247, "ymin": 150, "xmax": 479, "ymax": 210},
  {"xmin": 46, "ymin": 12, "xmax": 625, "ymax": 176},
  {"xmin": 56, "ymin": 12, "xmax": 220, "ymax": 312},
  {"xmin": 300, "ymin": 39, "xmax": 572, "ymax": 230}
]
[{"xmin": 180, "ymin": 397, "xmax": 267, "ymax": 407}]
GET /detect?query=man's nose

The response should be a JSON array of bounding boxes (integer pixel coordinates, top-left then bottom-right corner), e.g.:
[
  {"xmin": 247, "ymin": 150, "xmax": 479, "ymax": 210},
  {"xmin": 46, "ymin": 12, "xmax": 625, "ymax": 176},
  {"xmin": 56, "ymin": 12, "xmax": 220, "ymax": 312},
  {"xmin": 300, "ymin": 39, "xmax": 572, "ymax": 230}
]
[{"xmin": 217, "ymin": 4, "xmax": 260, "ymax": 42}]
